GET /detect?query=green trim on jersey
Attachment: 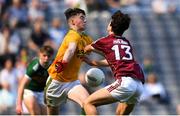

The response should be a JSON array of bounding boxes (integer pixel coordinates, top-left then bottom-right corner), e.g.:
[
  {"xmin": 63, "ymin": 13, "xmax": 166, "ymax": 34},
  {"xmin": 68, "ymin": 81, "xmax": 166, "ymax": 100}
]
[{"xmin": 25, "ymin": 58, "xmax": 49, "ymax": 92}]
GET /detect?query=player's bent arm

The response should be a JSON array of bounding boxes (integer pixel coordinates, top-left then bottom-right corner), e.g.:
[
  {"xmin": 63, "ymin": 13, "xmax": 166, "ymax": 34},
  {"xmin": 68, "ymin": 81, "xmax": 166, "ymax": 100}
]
[
  {"xmin": 95, "ymin": 59, "xmax": 109, "ymax": 66},
  {"xmin": 83, "ymin": 57, "xmax": 109, "ymax": 67},
  {"xmin": 84, "ymin": 44, "xmax": 104, "ymax": 56},
  {"xmin": 54, "ymin": 42, "xmax": 77, "ymax": 73},
  {"xmin": 63, "ymin": 42, "xmax": 77, "ymax": 62},
  {"xmin": 16, "ymin": 75, "xmax": 31, "ymax": 114},
  {"xmin": 91, "ymin": 59, "xmax": 109, "ymax": 66},
  {"xmin": 84, "ymin": 44, "xmax": 94, "ymax": 53}
]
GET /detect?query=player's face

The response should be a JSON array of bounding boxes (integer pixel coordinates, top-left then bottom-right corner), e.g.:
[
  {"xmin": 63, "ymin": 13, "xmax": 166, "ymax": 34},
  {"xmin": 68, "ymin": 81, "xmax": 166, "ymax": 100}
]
[
  {"xmin": 39, "ymin": 52, "xmax": 53, "ymax": 67},
  {"xmin": 74, "ymin": 13, "xmax": 86, "ymax": 31}
]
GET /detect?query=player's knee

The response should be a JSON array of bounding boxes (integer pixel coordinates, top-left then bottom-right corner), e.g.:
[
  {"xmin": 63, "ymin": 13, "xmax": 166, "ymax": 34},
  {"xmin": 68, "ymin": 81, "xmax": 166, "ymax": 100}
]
[
  {"xmin": 83, "ymin": 99, "xmax": 88, "ymax": 107},
  {"xmin": 116, "ymin": 104, "xmax": 134, "ymax": 115},
  {"xmin": 116, "ymin": 108, "xmax": 128, "ymax": 115},
  {"xmin": 116, "ymin": 108, "xmax": 122, "ymax": 115},
  {"xmin": 83, "ymin": 99, "xmax": 91, "ymax": 108}
]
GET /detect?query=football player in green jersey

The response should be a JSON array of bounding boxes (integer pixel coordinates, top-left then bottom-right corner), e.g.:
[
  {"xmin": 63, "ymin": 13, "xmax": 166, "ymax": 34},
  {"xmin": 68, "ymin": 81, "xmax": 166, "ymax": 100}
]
[{"xmin": 16, "ymin": 45, "xmax": 54, "ymax": 115}]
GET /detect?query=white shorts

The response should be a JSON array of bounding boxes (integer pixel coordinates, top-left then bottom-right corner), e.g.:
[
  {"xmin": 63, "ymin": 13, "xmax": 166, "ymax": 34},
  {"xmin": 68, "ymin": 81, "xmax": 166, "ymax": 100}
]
[
  {"xmin": 23, "ymin": 89, "xmax": 45, "ymax": 105},
  {"xmin": 105, "ymin": 76, "xmax": 143, "ymax": 104},
  {"xmin": 45, "ymin": 77, "xmax": 81, "ymax": 107}
]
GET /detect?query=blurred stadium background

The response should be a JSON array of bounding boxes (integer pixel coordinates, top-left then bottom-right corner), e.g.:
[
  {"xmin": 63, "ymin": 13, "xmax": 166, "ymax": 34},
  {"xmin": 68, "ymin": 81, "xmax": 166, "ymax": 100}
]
[{"xmin": 0, "ymin": 0, "xmax": 180, "ymax": 115}]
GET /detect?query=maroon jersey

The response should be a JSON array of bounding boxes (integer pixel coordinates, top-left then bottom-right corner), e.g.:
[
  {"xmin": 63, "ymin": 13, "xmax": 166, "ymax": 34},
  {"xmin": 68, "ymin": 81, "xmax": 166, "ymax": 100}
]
[{"xmin": 92, "ymin": 34, "xmax": 145, "ymax": 83}]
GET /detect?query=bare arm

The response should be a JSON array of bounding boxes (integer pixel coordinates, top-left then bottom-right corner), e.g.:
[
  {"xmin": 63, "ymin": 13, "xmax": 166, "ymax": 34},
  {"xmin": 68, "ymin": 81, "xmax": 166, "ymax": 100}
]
[
  {"xmin": 83, "ymin": 44, "xmax": 108, "ymax": 66},
  {"xmin": 84, "ymin": 44, "xmax": 94, "ymax": 53},
  {"xmin": 16, "ymin": 76, "xmax": 30, "ymax": 114},
  {"xmin": 88, "ymin": 59, "xmax": 109, "ymax": 66},
  {"xmin": 63, "ymin": 42, "xmax": 77, "ymax": 62},
  {"xmin": 54, "ymin": 42, "xmax": 77, "ymax": 73},
  {"xmin": 84, "ymin": 44, "xmax": 104, "ymax": 56},
  {"xmin": 83, "ymin": 56, "xmax": 109, "ymax": 67}
]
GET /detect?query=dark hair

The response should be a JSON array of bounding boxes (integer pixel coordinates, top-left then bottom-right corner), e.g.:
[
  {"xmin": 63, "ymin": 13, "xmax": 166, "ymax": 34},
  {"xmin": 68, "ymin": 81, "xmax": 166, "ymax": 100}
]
[
  {"xmin": 64, "ymin": 8, "xmax": 85, "ymax": 20},
  {"xmin": 110, "ymin": 10, "xmax": 131, "ymax": 35},
  {"xmin": 40, "ymin": 45, "xmax": 54, "ymax": 56}
]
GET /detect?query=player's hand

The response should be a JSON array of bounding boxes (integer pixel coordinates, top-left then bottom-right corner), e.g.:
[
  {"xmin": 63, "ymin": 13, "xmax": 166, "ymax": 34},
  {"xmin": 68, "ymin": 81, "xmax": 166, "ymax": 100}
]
[
  {"xmin": 16, "ymin": 104, "xmax": 22, "ymax": 115},
  {"xmin": 55, "ymin": 61, "xmax": 67, "ymax": 73},
  {"xmin": 84, "ymin": 44, "xmax": 93, "ymax": 53}
]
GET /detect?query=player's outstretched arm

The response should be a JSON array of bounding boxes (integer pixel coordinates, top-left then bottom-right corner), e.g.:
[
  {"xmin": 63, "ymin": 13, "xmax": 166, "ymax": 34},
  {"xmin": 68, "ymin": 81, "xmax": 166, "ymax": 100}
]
[
  {"xmin": 82, "ymin": 57, "xmax": 109, "ymax": 67},
  {"xmin": 63, "ymin": 42, "xmax": 77, "ymax": 62},
  {"xmin": 84, "ymin": 44, "xmax": 104, "ymax": 56},
  {"xmin": 84, "ymin": 44, "xmax": 94, "ymax": 53}
]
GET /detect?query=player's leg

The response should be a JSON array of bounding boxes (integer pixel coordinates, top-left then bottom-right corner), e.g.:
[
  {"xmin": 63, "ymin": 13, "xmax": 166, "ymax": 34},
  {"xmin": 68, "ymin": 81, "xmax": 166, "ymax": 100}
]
[
  {"xmin": 23, "ymin": 90, "xmax": 41, "ymax": 115},
  {"xmin": 68, "ymin": 84, "xmax": 89, "ymax": 107},
  {"xmin": 67, "ymin": 80, "xmax": 89, "ymax": 114},
  {"xmin": 114, "ymin": 77, "xmax": 143, "ymax": 115},
  {"xmin": 67, "ymin": 84, "xmax": 89, "ymax": 115},
  {"xmin": 83, "ymin": 88, "xmax": 118, "ymax": 115},
  {"xmin": 84, "ymin": 77, "xmax": 143, "ymax": 115},
  {"xmin": 45, "ymin": 78, "xmax": 68, "ymax": 115},
  {"xmin": 116, "ymin": 102, "xmax": 135, "ymax": 115},
  {"xmin": 37, "ymin": 92, "xmax": 47, "ymax": 115},
  {"xmin": 45, "ymin": 78, "xmax": 60, "ymax": 115}
]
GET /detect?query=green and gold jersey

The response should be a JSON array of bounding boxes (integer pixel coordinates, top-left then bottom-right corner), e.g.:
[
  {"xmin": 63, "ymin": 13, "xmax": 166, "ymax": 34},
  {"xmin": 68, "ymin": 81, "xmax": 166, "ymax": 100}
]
[{"xmin": 25, "ymin": 58, "xmax": 49, "ymax": 92}]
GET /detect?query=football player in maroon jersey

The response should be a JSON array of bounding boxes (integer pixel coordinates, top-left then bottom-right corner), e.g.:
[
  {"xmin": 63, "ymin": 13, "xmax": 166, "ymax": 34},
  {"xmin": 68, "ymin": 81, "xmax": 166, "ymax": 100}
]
[{"xmin": 83, "ymin": 10, "xmax": 145, "ymax": 115}]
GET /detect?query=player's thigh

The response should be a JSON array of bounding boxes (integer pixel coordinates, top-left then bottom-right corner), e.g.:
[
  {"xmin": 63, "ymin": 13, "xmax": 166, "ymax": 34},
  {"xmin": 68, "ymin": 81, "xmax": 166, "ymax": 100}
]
[
  {"xmin": 23, "ymin": 90, "xmax": 41, "ymax": 113},
  {"xmin": 68, "ymin": 84, "xmax": 89, "ymax": 107},
  {"xmin": 45, "ymin": 79, "xmax": 67, "ymax": 107},
  {"xmin": 116, "ymin": 103, "xmax": 135, "ymax": 115},
  {"xmin": 107, "ymin": 77, "xmax": 143, "ymax": 104},
  {"xmin": 36, "ymin": 91, "xmax": 47, "ymax": 114},
  {"xmin": 84, "ymin": 88, "xmax": 118, "ymax": 106}
]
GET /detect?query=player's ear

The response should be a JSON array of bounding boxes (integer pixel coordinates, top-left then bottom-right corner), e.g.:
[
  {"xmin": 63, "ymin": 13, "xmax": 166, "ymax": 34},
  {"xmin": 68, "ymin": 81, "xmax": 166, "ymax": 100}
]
[
  {"xmin": 110, "ymin": 20, "xmax": 113, "ymax": 26},
  {"xmin": 71, "ymin": 19, "xmax": 75, "ymax": 25}
]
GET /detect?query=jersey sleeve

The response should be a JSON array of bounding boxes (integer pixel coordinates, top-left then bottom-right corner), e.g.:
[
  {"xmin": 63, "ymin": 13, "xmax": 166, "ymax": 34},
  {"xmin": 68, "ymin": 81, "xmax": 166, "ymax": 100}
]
[
  {"xmin": 91, "ymin": 37, "xmax": 106, "ymax": 51},
  {"xmin": 26, "ymin": 59, "xmax": 39, "ymax": 79},
  {"xmin": 65, "ymin": 33, "xmax": 80, "ymax": 44}
]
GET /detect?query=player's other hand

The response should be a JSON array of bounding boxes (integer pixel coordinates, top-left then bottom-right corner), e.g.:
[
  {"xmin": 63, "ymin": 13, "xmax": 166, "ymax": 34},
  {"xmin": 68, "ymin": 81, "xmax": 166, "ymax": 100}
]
[
  {"xmin": 16, "ymin": 104, "xmax": 22, "ymax": 115},
  {"xmin": 84, "ymin": 44, "xmax": 93, "ymax": 53},
  {"xmin": 55, "ymin": 61, "xmax": 67, "ymax": 73}
]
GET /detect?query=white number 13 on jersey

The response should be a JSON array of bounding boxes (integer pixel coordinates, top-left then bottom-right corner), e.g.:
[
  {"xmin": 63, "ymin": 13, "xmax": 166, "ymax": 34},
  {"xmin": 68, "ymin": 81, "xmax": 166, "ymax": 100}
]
[{"xmin": 111, "ymin": 45, "xmax": 133, "ymax": 60}]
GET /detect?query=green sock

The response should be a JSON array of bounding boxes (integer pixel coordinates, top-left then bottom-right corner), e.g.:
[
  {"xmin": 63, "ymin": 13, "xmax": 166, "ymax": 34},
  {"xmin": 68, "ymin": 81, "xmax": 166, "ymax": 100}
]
[{"xmin": 81, "ymin": 108, "xmax": 86, "ymax": 115}]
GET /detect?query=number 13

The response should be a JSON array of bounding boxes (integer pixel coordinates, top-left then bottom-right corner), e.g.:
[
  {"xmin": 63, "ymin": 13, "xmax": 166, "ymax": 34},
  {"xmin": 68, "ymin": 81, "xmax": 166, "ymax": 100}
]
[{"xmin": 111, "ymin": 45, "xmax": 133, "ymax": 60}]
